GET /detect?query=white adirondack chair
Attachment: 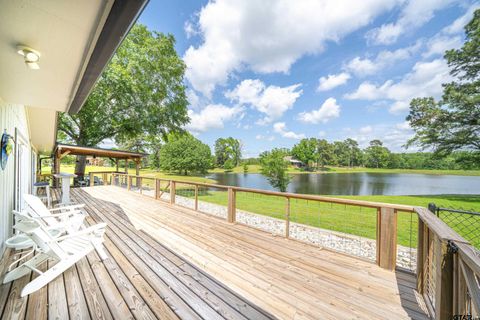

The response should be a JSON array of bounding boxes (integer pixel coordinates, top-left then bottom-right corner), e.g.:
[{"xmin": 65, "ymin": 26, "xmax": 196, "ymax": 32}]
[
  {"xmin": 23, "ymin": 194, "xmax": 87, "ymax": 233},
  {"xmin": 3, "ymin": 214, "xmax": 107, "ymax": 297}
]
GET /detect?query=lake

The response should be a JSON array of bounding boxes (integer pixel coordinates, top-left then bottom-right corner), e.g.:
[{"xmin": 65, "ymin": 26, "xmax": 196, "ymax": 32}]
[{"xmin": 207, "ymin": 172, "xmax": 480, "ymax": 196}]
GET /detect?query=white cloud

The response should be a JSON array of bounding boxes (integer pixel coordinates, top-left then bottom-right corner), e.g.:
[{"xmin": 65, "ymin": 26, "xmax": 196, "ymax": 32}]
[
  {"xmin": 186, "ymin": 89, "xmax": 200, "ymax": 109},
  {"xmin": 318, "ymin": 131, "xmax": 326, "ymax": 137},
  {"xmin": 184, "ymin": 20, "xmax": 198, "ymax": 38},
  {"xmin": 273, "ymin": 122, "xmax": 305, "ymax": 139},
  {"xmin": 226, "ymin": 79, "xmax": 302, "ymax": 124},
  {"xmin": 184, "ymin": 0, "xmax": 401, "ymax": 96},
  {"xmin": 345, "ymin": 43, "xmax": 420, "ymax": 76},
  {"xmin": 366, "ymin": 0, "xmax": 455, "ymax": 45},
  {"xmin": 359, "ymin": 125, "xmax": 373, "ymax": 134},
  {"xmin": 443, "ymin": 4, "xmax": 480, "ymax": 35},
  {"xmin": 423, "ymin": 35, "xmax": 463, "ymax": 58},
  {"xmin": 344, "ymin": 122, "xmax": 415, "ymax": 151},
  {"xmin": 345, "ymin": 59, "xmax": 451, "ymax": 113},
  {"xmin": 298, "ymin": 97, "xmax": 340, "ymax": 124},
  {"xmin": 317, "ymin": 73, "xmax": 351, "ymax": 91},
  {"xmin": 185, "ymin": 104, "xmax": 243, "ymax": 132},
  {"xmin": 256, "ymin": 134, "xmax": 275, "ymax": 141}
]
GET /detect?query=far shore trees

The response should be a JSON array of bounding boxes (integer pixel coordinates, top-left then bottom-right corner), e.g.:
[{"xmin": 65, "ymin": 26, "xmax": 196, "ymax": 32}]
[
  {"xmin": 364, "ymin": 140, "xmax": 391, "ymax": 168},
  {"xmin": 214, "ymin": 137, "xmax": 242, "ymax": 168},
  {"xmin": 259, "ymin": 149, "xmax": 291, "ymax": 192},
  {"xmin": 159, "ymin": 134, "xmax": 212, "ymax": 175},
  {"xmin": 407, "ymin": 9, "xmax": 480, "ymax": 159},
  {"xmin": 57, "ymin": 24, "xmax": 189, "ymax": 177}
]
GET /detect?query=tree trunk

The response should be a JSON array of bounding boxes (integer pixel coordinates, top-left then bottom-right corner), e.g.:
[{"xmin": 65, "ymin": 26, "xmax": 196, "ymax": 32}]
[{"xmin": 75, "ymin": 155, "xmax": 87, "ymax": 178}]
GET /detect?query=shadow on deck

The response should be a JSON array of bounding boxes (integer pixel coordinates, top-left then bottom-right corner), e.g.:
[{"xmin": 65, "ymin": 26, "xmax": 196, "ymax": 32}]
[{"xmin": 0, "ymin": 186, "xmax": 430, "ymax": 319}]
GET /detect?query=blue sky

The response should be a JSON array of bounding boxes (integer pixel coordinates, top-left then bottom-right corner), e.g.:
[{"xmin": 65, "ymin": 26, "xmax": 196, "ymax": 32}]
[{"xmin": 138, "ymin": 0, "xmax": 478, "ymax": 157}]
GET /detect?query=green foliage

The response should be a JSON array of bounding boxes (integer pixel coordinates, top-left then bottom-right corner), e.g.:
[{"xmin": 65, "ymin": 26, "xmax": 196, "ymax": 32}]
[
  {"xmin": 259, "ymin": 149, "xmax": 291, "ymax": 192},
  {"xmin": 57, "ymin": 24, "xmax": 189, "ymax": 174},
  {"xmin": 407, "ymin": 10, "xmax": 480, "ymax": 155},
  {"xmin": 159, "ymin": 134, "xmax": 212, "ymax": 175},
  {"xmin": 364, "ymin": 140, "xmax": 391, "ymax": 168},
  {"xmin": 223, "ymin": 159, "xmax": 235, "ymax": 171},
  {"xmin": 316, "ymin": 139, "xmax": 334, "ymax": 168},
  {"xmin": 214, "ymin": 137, "xmax": 242, "ymax": 167},
  {"xmin": 243, "ymin": 163, "xmax": 249, "ymax": 173},
  {"xmin": 291, "ymin": 138, "xmax": 317, "ymax": 169}
]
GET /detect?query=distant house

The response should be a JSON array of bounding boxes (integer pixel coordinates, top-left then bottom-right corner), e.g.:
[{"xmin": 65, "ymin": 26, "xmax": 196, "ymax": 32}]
[{"xmin": 284, "ymin": 156, "xmax": 305, "ymax": 168}]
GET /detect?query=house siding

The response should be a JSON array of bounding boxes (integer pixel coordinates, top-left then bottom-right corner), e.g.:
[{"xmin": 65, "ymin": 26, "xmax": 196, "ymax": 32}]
[{"xmin": 0, "ymin": 98, "xmax": 32, "ymax": 256}]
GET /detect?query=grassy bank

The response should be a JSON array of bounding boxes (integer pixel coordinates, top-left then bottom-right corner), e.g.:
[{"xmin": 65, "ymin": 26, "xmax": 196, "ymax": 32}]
[
  {"xmin": 209, "ymin": 165, "xmax": 480, "ymax": 176},
  {"xmin": 42, "ymin": 165, "xmax": 215, "ymax": 184},
  {"xmin": 184, "ymin": 191, "xmax": 479, "ymax": 248}
]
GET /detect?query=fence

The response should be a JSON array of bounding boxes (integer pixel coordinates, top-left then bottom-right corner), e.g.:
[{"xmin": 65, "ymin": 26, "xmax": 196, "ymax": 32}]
[
  {"xmin": 99, "ymin": 172, "xmax": 418, "ymax": 272},
  {"xmin": 416, "ymin": 207, "xmax": 480, "ymax": 319},
  {"xmin": 429, "ymin": 204, "xmax": 480, "ymax": 250}
]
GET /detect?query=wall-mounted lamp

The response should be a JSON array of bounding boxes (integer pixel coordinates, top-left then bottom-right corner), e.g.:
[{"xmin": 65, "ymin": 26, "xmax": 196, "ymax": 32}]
[{"xmin": 17, "ymin": 45, "xmax": 41, "ymax": 70}]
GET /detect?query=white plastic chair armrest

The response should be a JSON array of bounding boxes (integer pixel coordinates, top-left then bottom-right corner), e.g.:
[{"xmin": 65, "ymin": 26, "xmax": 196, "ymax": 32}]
[
  {"xmin": 50, "ymin": 204, "xmax": 85, "ymax": 212},
  {"xmin": 29, "ymin": 210, "xmax": 84, "ymax": 219},
  {"xmin": 50, "ymin": 223, "xmax": 107, "ymax": 242}
]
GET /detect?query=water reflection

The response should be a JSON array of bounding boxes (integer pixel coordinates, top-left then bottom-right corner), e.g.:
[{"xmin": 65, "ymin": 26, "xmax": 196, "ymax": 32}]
[{"xmin": 207, "ymin": 173, "xmax": 480, "ymax": 196}]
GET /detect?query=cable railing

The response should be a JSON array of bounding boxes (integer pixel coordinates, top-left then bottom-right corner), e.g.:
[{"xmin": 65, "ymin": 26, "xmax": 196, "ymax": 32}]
[{"xmin": 85, "ymin": 171, "xmax": 479, "ymax": 318}]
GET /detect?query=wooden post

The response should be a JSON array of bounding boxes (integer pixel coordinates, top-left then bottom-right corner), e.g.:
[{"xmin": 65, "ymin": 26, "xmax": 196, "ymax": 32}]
[
  {"xmin": 170, "ymin": 181, "xmax": 176, "ymax": 204},
  {"xmin": 434, "ymin": 236, "xmax": 454, "ymax": 320},
  {"xmin": 53, "ymin": 153, "xmax": 60, "ymax": 188},
  {"xmin": 376, "ymin": 207, "xmax": 397, "ymax": 270},
  {"xmin": 127, "ymin": 176, "xmax": 131, "ymax": 191},
  {"xmin": 285, "ymin": 197, "xmax": 290, "ymax": 238},
  {"xmin": 194, "ymin": 185, "xmax": 198, "ymax": 211},
  {"xmin": 227, "ymin": 188, "xmax": 236, "ymax": 223},
  {"xmin": 135, "ymin": 159, "xmax": 140, "ymax": 188},
  {"xmin": 125, "ymin": 159, "xmax": 129, "ymax": 174},
  {"xmin": 89, "ymin": 172, "xmax": 94, "ymax": 187},
  {"xmin": 116, "ymin": 159, "xmax": 119, "ymax": 172},
  {"xmin": 139, "ymin": 177, "xmax": 142, "ymax": 194},
  {"xmin": 155, "ymin": 179, "xmax": 160, "ymax": 200},
  {"xmin": 417, "ymin": 218, "xmax": 425, "ymax": 293},
  {"xmin": 103, "ymin": 173, "xmax": 107, "ymax": 186}
]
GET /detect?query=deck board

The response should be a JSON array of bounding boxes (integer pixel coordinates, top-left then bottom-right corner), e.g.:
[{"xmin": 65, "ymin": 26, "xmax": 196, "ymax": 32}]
[
  {"xmin": 0, "ymin": 187, "xmax": 274, "ymax": 320},
  {"xmin": 77, "ymin": 186, "xmax": 429, "ymax": 320},
  {"xmin": 0, "ymin": 185, "xmax": 430, "ymax": 319}
]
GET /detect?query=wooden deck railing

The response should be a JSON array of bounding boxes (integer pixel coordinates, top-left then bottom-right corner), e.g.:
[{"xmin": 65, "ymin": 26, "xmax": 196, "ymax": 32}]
[
  {"xmin": 416, "ymin": 207, "xmax": 480, "ymax": 320},
  {"xmin": 88, "ymin": 171, "xmax": 480, "ymax": 319}
]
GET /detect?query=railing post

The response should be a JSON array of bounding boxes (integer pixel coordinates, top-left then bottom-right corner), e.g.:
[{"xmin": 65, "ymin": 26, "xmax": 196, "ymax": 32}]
[
  {"xmin": 127, "ymin": 176, "xmax": 131, "ymax": 191},
  {"xmin": 194, "ymin": 185, "xmax": 198, "ymax": 211},
  {"xmin": 376, "ymin": 207, "xmax": 397, "ymax": 270},
  {"xmin": 227, "ymin": 188, "xmax": 236, "ymax": 223},
  {"xmin": 103, "ymin": 173, "xmax": 107, "ymax": 186},
  {"xmin": 139, "ymin": 177, "xmax": 142, "ymax": 194},
  {"xmin": 155, "ymin": 179, "xmax": 160, "ymax": 200},
  {"xmin": 417, "ymin": 218, "xmax": 425, "ymax": 294},
  {"xmin": 170, "ymin": 181, "xmax": 176, "ymax": 204},
  {"xmin": 285, "ymin": 197, "xmax": 290, "ymax": 238},
  {"xmin": 89, "ymin": 172, "xmax": 94, "ymax": 187},
  {"xmin": 434, "ymin": 237, "xmax": 454, "ymax": 320}
]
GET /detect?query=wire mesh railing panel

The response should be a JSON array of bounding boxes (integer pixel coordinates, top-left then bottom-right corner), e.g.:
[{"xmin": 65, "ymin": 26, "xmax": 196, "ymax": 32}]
[
  {"xmin": 234, "ymin": 191, "xmax": 286, "ymax": 236},
  {"xmin": 396, "ymin": 211, "xmax": 418, "ymax": 272},
  {"xmin": 114, "ymin": 174, "xmax": 128, "ymax": 189},
  {"xmin": 196, "ymin": 186, "xmax": 228, "ymax": 219},
  {"xmin": 289, "ymin": 199, "xmax": 377, "ymax": 261},
  {"xmin": 174, "ymin": 183, "xmax": 196, "ymax": 210},
  {"xmin": 129, "ymin": 176, "xmax": 141, "ymax": 194},
  {"xmin": 437, "ymin": 208, "xmax": 480, "ymax": 250}
]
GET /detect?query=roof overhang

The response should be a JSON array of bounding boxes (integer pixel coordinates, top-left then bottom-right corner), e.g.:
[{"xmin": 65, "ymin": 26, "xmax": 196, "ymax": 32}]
[{"xmin": 54, "ymin": 144, "xmax": 147, "ymax": 160}]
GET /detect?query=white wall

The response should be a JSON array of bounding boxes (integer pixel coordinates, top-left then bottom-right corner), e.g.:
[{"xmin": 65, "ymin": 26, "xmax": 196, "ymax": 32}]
[{"xmin": 0, "ymin": 98, "xmax": 32, "ymax": 255}]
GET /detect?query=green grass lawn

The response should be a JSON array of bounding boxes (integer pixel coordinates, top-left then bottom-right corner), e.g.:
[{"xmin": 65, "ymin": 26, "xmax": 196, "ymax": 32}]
[{"xmin": 178, "ymin": 191, "xmax": 479, "ymax": 248}]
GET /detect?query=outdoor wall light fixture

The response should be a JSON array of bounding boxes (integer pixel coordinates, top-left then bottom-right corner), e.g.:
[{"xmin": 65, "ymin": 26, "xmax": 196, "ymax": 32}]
[{"xmin": 17, "ymin": 45, "xmax": 41, "ymax": 70}]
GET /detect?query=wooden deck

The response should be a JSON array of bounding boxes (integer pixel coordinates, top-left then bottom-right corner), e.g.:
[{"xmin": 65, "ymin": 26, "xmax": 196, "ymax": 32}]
[{"xmin": 0, "ymin": 186, "xmax": 430, "ymax": 319}]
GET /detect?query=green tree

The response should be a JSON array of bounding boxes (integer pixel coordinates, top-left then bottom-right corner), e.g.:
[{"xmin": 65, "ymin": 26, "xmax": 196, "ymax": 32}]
[
  {"xmin": 316, "ymin": 139, "xmax": 334, "ymax": 168},
  {"xmin": 214, "ymin": 137, "xmax": 242, "ymax": 167},
  {"xmin": 57, "ymin": 24, "xmax": 189, "ymax": 176},
  {"xmin": 223, "ymin": 159, "xmax": 235, "ymax": 171},
  {"xmin": 406, "ymin": 10, "xmax": 480, "ymax": 156},
  {"xmin": 365, "ymin": 140, "xmax": 391, "ymax": 168},
  {"xmin": 159, "ymin": 134, "xmax": 212, "ymax": 175},
  {"xmin": 259, "ymin": 149, "xmax": 291, "ymax": 192},
  {"xmin": 291, "ymin": 138, "xmax": 317, "ymax": 169},
  {"xmin": 243, "ymin": 163, "xmax": 249, "ymax": 173}
]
